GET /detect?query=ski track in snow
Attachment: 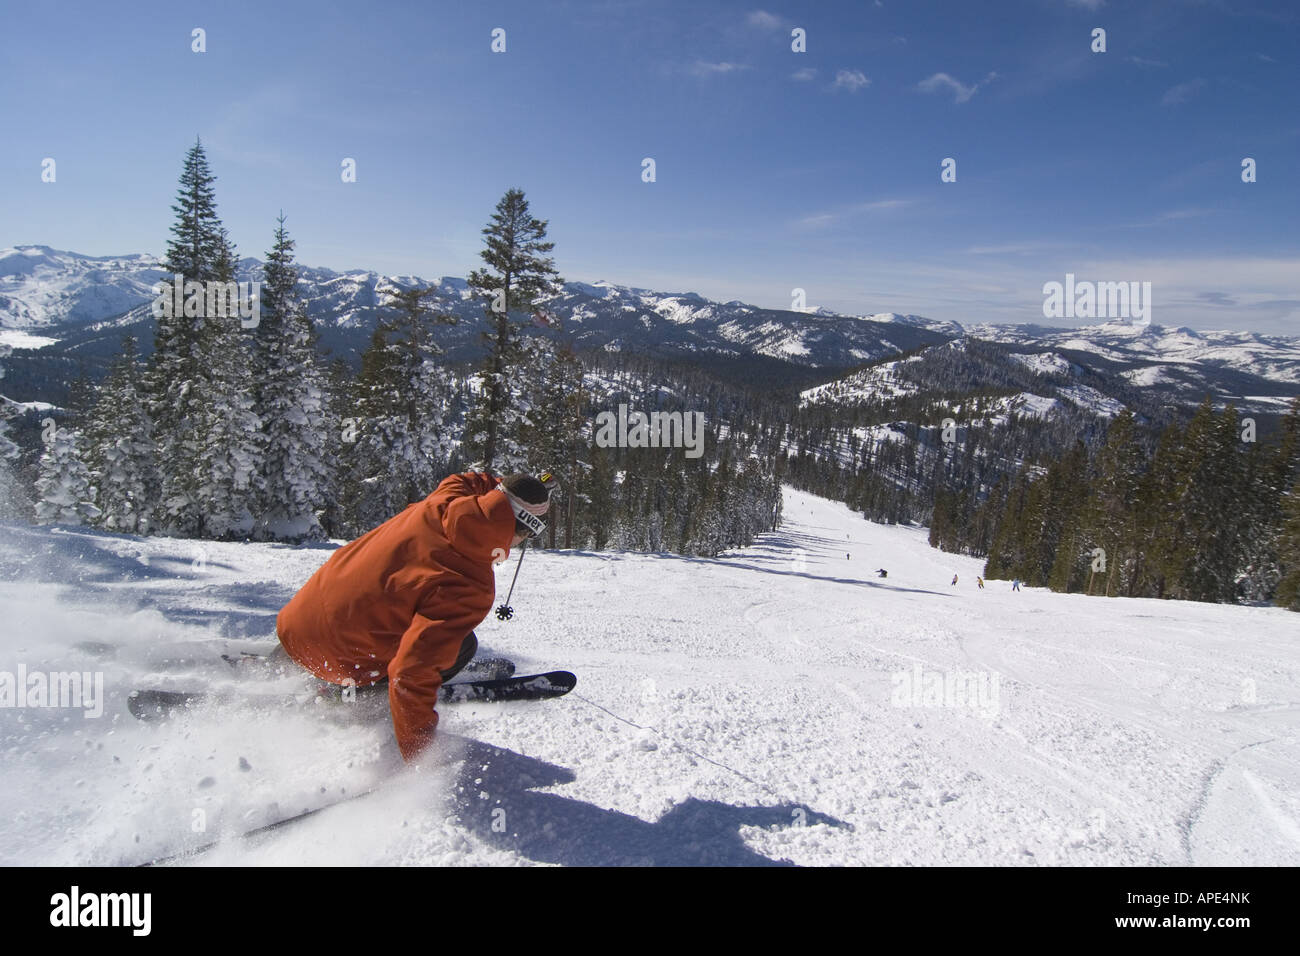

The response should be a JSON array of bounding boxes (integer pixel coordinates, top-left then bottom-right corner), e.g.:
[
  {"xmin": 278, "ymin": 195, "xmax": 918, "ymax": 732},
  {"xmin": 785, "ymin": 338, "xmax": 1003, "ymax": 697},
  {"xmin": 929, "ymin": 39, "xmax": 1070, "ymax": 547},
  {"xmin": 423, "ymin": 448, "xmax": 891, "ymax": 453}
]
[{"xmin": 0, "ymin": 487, "xmax": 1297, "ymax": 866}]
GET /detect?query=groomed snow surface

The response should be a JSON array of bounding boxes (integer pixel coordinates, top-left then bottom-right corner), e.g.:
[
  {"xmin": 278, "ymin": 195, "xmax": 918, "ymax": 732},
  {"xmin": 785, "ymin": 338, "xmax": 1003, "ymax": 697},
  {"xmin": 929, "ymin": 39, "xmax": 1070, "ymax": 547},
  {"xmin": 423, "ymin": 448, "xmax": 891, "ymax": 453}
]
[{"xmin": 1, "ymin": 487, "xmax": 1296, "ymax": 866}]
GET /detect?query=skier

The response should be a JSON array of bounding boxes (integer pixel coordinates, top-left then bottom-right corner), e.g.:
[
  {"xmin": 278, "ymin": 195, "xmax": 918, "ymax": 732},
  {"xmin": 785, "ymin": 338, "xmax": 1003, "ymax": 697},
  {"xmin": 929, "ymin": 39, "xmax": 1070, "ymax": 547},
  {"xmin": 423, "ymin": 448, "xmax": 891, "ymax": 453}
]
[
  {"xmin": 274, "ymin": 471, "xmax": 554, "ymax": 762},
  {"xmin": 977, "ymin": 576, "xmax": 984, "ymax": 590},
  {"xmin": 951, "ymin": 574, "xmax": 958, "ymax": 586},
  {"xmin": 1012, "ymin": 578, "xmax": 1021, "ymax": 592},
  {"xmin": 876, "ymin": 568, "xmax": 888, "ymax": 578}
]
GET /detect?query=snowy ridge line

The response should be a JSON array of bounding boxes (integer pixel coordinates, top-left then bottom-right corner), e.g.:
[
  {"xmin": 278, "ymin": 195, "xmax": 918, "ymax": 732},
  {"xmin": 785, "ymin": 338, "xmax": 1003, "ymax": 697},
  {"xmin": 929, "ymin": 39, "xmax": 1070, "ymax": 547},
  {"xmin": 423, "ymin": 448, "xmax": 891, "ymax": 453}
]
[{"xmin": 571, "ymin": 692, "xmax": 829, "ymax": 816}]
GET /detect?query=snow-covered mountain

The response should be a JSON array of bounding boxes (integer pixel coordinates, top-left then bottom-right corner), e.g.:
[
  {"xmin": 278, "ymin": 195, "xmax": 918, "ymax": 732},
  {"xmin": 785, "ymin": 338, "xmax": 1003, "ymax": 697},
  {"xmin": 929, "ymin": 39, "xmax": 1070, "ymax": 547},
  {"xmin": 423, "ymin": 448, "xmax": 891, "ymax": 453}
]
[
  {"xmin": 802, "ymin": 332, "xmax": 1296, "ymax": 426},
  {"xmin": 0, "ymin": 245, "xmax": 949, "ymax": 371},
  {"xmin": 3, "ymin": 245, "xmax": 1297, "ymax": 420}
]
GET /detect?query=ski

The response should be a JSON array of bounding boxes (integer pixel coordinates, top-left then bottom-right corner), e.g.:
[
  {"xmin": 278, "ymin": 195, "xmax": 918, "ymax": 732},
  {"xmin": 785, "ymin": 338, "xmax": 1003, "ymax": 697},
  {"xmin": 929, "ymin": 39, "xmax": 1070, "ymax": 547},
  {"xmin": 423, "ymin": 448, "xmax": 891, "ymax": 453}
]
[
  {"xmin": 221, "ymin": 652, "xmax": 516, "ymax": 681},
  {"xmin": 127, "ymin": 670, "xmax": 576, "ymax": 721},
  {"xmin": 440, "ymin": 669, "xmax": 575, "ymax": 703},
  {"xmin": 136, "ymin": 786, "xmax": 381, "ymax": 866}
]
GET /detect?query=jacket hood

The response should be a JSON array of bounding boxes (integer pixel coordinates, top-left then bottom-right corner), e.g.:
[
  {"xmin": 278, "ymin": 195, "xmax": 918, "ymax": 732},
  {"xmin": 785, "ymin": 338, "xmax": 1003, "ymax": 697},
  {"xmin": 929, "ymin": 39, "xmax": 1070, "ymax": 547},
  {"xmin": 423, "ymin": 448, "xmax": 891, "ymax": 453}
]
[{"xmin": 442, "ymin": 485, "xmax": 516, "ymax": 566}]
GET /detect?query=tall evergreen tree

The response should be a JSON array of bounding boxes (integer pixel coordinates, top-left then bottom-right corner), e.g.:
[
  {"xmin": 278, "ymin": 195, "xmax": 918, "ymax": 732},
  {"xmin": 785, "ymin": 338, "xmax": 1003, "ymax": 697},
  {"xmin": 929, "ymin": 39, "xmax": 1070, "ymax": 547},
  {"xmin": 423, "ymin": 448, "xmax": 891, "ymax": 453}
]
[
  {"xmin": 252, "ymin": 215, "xmax": 333, "ymax": 541},
  {"xmin": 1072, "ymin": 411, "xmax": 1143, "ymax": 596},
  {"xmin": 463, "ymin": 188, "xmax": 563, "ymax": 472},
  {"xmin": 85, "ymin": 337, "xmax": 157, "ymax": 533},
  {"xmin": 1270, "ymin": 399, "xmax": 1300, "ymax": 609},
  {"xmin": 343, "ymin": 285, "xmax": 456, "ymax": 531},
  {"xmin": 151, "ymin": 140, "xmax": 245, "ymax": 535},
  {"xmin": 519, "ymin": 325, "xmax": 587, "ymax": 547},
  {"xmin": 0, "ymin": 345, "xmax": 25, "ymax": 520},
  {"xmin": 188, "ymin": 283, "xmax": 263, "ymax": 539}
]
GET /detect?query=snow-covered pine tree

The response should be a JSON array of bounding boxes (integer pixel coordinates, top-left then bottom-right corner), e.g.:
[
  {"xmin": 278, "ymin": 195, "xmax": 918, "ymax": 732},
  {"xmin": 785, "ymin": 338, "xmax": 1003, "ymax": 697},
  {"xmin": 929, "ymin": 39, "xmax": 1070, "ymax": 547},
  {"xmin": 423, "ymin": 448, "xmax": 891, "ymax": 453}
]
[
  {"xmin": 0, "ymin": 345, "xmax": 26, "ymax": 520},
  {"xmin": 251, "ymin": 215, "xmax": 332, "ymax": 541},
  {"xmin": 320, "ymin": 356, "xmax": 356, "ymax": 537},
  {"xmin": 343, "ymin": 285, "xmax": 455, "ymax": 532},
  {"xmin": 0, "ymin": 411, "xmax": 20, "ymax": 520},
  {"xmin": 151, "ymin": 140, "xmax": 239, "ymax": 535},
  {"xmin": 463, "ymin": 188, "xmax": 564, "ymax": 473},
  {"xmin": 519, "ymin": 327, "xmax": 588, "ymax": 547},
  {"xmin": 186, "ymin": 233, "xmax": 263, "ymax": 539},
  {"xmin": 34, "ymin": 427, "xmax": 101, "ymax": 526},
  {"xmin": 85, "ymin": 337, "xmax": 157, "ymax": 533}
]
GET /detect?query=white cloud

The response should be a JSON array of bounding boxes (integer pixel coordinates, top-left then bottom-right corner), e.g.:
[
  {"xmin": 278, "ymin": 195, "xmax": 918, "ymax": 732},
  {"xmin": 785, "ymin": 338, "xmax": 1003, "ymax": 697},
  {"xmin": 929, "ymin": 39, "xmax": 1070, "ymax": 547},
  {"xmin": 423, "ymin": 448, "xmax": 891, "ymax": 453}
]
[
  {"xmin": 1066, "ymin": 0, "xmax": 1105, "ymax": 10},
  {"xmin": 916, "ymin": 71, "xmax": 994, "ymax": 104},
  {"xmin": 832, "ymin": 69, "xmax": 871, "ymax": 92},
  {"xmin": 964, "ymin": 240, "xmax": 1074, "ymax": 255},
  {"xmin": 791, "ymin": 68, "xmax": 817, "ymax": 81},
  {"xmin": 1126, "ymin": 55, "xmax": 1168, "ymax": 68},
  {"xmin": 747, "ymin": 10, "xmax": 783, "ymax": 30},
  {"xmin": 1121, "ymin": 208, "xmax": 1213, "ymax": 228},
  {"xmin": 1160, "ymin": 79, "xmax": 1206, "ymax": 106},
  {"xmin": 796, "ymin": 198, "xmax": 911, "ymax": 228},
  {"xmin": 688, "ymin": 61, "xmax": 748, "ymax": 77}
]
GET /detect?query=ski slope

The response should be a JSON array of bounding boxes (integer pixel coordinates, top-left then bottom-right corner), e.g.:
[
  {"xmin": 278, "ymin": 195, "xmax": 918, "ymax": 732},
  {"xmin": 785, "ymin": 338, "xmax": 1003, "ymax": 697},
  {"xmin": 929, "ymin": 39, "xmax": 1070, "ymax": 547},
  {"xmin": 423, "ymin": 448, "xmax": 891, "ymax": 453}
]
[{"xmin": 1, "ymin": 487, "xmax": 1296, "ymax": 866}]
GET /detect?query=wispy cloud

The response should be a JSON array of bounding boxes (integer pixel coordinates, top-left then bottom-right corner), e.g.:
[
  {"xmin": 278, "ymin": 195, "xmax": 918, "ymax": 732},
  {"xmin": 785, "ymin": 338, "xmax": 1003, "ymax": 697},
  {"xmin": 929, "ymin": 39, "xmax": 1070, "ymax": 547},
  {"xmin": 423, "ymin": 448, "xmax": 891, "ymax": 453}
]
[
  {"xmin": 964, "ymin": 240, "xmax": 1074, "ymax": 255},
  {"xmin": 832, "ymin": 69, "xmax": 871, "ymax": 92},
  {"xmin": 687, "ymin": 60, "xmax": 749, "ymax": 77},
  {"xmin": 796, "ymin": 198, "xmax": 912, "ymax": 229},
  {"xmin": 791, "ymin": 68, "xmax": 817, "ymax": 82},
  {"xmin": 1121, "ymin": 207, "xmax": 1213, "ymax": 228},
  {"xmin": 746, "ymin": 10, "xmax": 783, "ymax": 30},
  {"xmin": 916, "ymin": 71, "xmax": 997, "ymax": 104},
  {"xmin": 1161, "ymin": 79, "xmax": 1206, "ymax": 106},
  {"xmin": 1126, "ymin": 55, "xmax": 1168, "ymax": 68},
  {"xmin": 1256, "ymin": 52, "xmax": 1276, "ymax": 63},
  {"xmin": 1066, "ymin": 0, "xmax": 1105, "ymax": 10}
]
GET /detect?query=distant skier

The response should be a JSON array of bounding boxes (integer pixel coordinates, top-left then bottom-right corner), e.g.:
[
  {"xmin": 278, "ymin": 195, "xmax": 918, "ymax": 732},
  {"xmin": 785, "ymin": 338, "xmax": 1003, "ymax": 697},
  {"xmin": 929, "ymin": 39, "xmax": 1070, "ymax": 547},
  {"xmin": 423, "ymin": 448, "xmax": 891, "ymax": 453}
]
[
  {"xmin": 1012, "ymin": 578, "xmax": 1021, "ymax": 592},
  {"xmin": 846, "ymin": 552, "xmax": 850, "ymax": 560},
  {"xmin": 951, "ymin": 574, "xmax": 958, "ymax": 586},
  {"xmin": 274, "ymin": 471, "xmax": 555, "ymax": 762},
  {"xmin": 876, "ymin": 568, "xmax": 888, "ymax": 578},
  {"xmin": 977, "ymin": 576, "xmax": 984, "ymax": 589}
]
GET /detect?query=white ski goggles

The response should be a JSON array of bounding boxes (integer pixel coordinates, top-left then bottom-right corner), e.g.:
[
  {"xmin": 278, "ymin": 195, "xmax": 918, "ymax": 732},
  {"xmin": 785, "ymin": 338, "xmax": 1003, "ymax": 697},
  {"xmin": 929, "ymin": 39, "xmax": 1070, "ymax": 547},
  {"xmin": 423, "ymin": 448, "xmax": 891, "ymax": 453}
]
[{"xmin": 501, "ymin": 486, "xmax": 549, "ymax": 538}]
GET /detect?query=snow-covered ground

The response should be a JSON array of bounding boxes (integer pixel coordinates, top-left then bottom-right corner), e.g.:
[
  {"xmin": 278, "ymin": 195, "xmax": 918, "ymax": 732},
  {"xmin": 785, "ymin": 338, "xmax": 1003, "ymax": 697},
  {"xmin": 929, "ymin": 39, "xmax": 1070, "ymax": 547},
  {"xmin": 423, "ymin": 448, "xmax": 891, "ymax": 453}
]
[{"xmin": 1, "ymin": 487, "xmax": 1296, "ymax": 866}]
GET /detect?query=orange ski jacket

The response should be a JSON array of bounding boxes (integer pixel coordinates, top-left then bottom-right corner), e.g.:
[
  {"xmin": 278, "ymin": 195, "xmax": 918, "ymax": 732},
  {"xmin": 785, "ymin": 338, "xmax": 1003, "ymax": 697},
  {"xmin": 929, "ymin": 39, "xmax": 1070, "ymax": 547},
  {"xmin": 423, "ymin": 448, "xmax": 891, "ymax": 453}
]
[{"xmin": 276, "ymin": 472, "xmax": 516, "ymax": 760}]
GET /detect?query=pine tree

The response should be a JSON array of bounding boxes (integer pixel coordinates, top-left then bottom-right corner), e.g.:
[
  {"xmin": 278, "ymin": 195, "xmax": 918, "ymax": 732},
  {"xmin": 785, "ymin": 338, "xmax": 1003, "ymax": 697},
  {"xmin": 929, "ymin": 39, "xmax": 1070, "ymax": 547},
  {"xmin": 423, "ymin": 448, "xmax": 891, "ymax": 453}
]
[
  {"xmin": 1178, "ymin": 400, "xmax": 1244, "ymax": 602},
  {"xmin": 319, "ymin": 356, "xmax": 356, "ymax": 537},
  {"xmin": 986, "ymin": 467, "xmax": 1039, "ymax": 583},
  {"xmin": 1073, "ymin": 412, "xmax": 1143, "ymax": 596},
  {"xmin": 1137, "ymin": 422, "xmax": 1185, "ymax": 599},
  {"xmin": 1270, "ymin": 399, "xmax": 1300, "ymax": 609},
  {"xmin": 151, "ymin": 140, "xmax": 240, "ymax": 535},
  {"xmin": 252, "ymin": 215, "xmax": 333, "ymax": 541},
  {"xmin": 189, "ymin": 297, "xmax": 263, "ymax": 539},
  {"xmin": 181, "ymin": 222, "xmax": 262, "ymax": 539},
  {"xmin": 463, "ymin": 188, "xmax": 564, "ymax": 472},
  {"xmin": 34, "ymin": 427, "xmax": 101, "ymax": 526},
  {"xmin": 85, "ymin": 337, "xmax": 157, "ymax": 533},
  {"xmin": 0, "ymin": 345, "xmax": 26, "ymax": 520},
  {"xmin": 343, "ymin": 285, "xmax": 456, "ymax": 531},
  {"xmin": 519, "ymin": 326, "xmax": 587, "ymax": 547}
]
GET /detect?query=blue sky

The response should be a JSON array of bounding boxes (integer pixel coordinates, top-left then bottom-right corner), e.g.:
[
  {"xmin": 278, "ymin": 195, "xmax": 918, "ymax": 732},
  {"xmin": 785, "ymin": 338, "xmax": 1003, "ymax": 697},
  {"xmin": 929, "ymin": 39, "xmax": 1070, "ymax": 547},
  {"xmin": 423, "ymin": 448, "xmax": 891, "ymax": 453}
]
[{"xmin": 2, "ymin": 0, "xmax": 1297, "ymax": 332}]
